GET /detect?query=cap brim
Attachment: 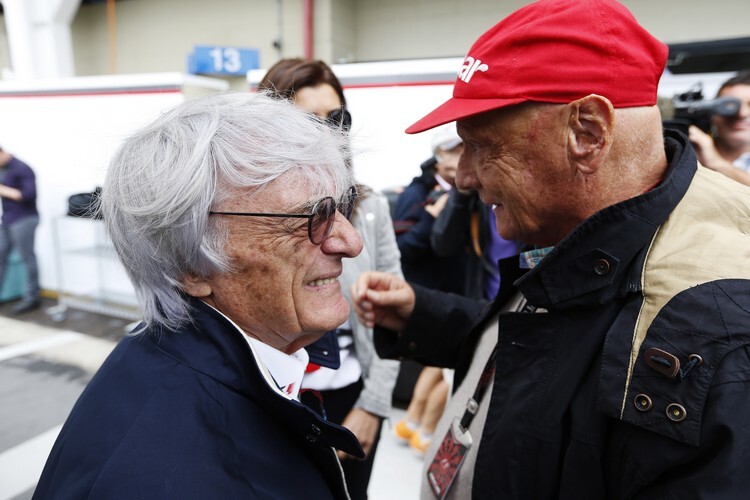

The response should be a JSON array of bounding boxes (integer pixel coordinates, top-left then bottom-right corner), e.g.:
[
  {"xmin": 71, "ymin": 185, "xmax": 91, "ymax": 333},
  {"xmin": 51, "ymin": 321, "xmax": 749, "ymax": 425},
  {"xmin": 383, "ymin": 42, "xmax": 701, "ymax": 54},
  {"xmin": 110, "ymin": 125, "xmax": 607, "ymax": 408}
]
[{"xmin": 405, "ymin": 96, "xmax": 528, "ymax": 134}]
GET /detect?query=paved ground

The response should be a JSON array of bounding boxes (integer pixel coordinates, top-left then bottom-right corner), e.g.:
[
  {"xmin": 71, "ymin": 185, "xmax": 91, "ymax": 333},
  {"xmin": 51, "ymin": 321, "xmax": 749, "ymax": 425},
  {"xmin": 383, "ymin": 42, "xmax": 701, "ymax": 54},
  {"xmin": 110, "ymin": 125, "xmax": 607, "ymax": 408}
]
[{"xmin": 0, "ymin": 299, "xmax": 423, "ymax": 499}]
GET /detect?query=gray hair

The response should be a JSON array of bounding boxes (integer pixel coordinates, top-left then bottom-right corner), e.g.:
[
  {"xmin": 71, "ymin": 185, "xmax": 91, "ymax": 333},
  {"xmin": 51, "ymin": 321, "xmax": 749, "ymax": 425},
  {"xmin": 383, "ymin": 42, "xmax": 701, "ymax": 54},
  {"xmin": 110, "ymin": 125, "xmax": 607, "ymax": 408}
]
[{"xmin": 100, "ymin": 92, "xmax": 353, "ymax": 333}]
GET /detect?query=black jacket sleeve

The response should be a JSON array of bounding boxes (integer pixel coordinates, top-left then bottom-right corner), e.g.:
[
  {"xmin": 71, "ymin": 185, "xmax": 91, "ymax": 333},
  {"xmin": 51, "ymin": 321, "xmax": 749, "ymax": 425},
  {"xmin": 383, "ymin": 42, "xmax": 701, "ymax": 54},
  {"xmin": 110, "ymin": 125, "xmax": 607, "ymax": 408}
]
[{"xmin": 374, "ymin": 283, "xmax": 487, "ymax": 368}]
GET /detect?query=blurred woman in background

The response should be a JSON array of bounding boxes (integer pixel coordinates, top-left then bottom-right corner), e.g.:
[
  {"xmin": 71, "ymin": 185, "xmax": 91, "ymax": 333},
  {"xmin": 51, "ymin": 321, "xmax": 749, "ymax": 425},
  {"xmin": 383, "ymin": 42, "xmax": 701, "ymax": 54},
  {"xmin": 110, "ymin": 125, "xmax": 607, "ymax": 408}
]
[{"xmin": 258, "ymin": 58, "xmax": 402, "ymax": 500}]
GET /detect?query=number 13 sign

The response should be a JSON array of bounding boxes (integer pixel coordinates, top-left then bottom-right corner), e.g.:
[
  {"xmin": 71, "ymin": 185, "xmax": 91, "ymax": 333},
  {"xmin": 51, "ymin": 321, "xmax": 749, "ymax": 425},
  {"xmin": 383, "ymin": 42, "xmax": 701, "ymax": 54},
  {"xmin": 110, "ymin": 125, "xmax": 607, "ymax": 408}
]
[{"xmin": 188, "ymin": 45, "xmax": 260, "ymax": 76}]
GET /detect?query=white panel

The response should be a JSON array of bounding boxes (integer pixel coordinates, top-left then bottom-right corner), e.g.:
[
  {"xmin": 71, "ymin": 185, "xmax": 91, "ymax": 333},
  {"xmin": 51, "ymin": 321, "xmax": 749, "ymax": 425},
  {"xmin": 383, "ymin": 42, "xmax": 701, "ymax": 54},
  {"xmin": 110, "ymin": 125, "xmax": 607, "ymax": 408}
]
[
  {"xmin": 0, "ymin": 74, "xmax": 227, "ymax": 298},
  {"xmin": 348, "ymin": 83, "xmax": 454, "ymax": 192}
]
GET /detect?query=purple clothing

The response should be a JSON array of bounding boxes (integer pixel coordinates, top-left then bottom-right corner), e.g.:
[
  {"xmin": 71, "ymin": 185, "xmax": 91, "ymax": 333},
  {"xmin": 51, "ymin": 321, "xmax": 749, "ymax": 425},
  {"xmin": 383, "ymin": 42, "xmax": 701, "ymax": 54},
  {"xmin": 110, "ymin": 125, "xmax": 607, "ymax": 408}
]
[
  {"xmin": 0, "ymin": 156, "xmax": 38, "ymax": 225},
  {"xmin": 484, "ymin": 206, "xmax": 518, "ymax": 299}
]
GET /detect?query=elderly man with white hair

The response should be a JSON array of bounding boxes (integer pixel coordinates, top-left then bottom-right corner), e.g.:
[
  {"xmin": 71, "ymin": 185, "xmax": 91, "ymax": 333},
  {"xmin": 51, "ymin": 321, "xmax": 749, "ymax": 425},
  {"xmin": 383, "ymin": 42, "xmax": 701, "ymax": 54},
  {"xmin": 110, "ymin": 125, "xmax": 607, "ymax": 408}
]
[{"xmin": 33, "ymin": 93, "xmax": 364, "ymax": 499}]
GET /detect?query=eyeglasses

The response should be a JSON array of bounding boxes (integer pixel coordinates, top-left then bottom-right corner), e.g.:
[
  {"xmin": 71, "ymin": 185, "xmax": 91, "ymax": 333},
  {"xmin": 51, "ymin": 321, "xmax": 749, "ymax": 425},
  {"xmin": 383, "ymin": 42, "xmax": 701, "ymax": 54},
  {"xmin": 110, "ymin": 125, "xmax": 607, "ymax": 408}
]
[
  {"xmin": 209, "ymin": 185, "xmax": 358, "ymax": 245},
  {"xmin": 322, "ymin": 108, "xmax": 352, "ymax": 132}
]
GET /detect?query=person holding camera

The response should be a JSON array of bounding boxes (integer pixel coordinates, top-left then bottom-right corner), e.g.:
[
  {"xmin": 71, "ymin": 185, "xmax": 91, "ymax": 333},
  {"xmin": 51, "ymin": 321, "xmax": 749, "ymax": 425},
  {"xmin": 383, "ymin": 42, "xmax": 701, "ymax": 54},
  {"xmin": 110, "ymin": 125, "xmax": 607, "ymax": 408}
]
[{"xmin": 689, "ymin": 70, "xmax": 750, "ymax": 186}]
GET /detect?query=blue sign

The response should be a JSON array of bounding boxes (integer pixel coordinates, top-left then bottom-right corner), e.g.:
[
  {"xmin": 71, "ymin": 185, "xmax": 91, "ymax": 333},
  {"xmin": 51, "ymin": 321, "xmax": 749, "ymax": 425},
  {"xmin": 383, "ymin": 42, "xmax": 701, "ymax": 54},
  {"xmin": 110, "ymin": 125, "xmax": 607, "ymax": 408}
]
[{"xmin": 188, "ymin": 45, "xmax": 260, "ymax": 76}]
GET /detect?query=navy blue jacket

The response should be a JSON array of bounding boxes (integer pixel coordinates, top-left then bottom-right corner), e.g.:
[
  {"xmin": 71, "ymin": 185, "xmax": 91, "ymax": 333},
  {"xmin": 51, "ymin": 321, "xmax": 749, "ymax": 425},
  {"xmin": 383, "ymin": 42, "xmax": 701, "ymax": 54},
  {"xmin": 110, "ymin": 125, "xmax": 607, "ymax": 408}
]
[
  {"xmin": 33, "ymin": 299, "xmax": 362, "ymax": 499},
  {"xmin": 377, "ymin": 131, "xmax": 750, "ymax": 498}
]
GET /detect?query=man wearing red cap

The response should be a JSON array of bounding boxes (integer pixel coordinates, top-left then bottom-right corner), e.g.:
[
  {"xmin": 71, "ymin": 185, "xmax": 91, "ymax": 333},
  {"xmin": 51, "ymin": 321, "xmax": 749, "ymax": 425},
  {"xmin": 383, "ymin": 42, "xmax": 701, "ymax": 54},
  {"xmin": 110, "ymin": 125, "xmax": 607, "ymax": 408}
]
[{"xmin": 353, "ymin": 0, "xmax": 750, "ymax": 498}]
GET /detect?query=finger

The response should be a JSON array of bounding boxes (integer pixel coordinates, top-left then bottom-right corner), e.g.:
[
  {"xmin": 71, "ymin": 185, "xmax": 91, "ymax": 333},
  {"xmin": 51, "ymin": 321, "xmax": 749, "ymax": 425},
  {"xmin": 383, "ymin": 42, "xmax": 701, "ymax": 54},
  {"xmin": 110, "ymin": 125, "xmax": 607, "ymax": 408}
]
[
  {"xmin": 353, "ymin": 271, "xmax": 380, "ymax": 299},
  {"xmin": 364, "ymin": 286, "xmax": 410, "ymax": 307},
  {"xmin": 356, "ymin": 271, "xmax": 400, "ymax": 297}
]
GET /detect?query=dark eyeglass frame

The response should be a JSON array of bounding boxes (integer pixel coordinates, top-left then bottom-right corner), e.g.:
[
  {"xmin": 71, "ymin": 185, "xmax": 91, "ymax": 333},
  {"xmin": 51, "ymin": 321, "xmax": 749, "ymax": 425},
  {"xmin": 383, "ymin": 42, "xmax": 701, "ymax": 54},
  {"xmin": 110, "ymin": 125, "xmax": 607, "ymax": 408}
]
[
  {"xmin": 323, "ymin": 108, "xmax": 352, "ymax": 132},
  {"xmin": 209, "ymin": 185, "xmax": 358, "ymax": 245}
]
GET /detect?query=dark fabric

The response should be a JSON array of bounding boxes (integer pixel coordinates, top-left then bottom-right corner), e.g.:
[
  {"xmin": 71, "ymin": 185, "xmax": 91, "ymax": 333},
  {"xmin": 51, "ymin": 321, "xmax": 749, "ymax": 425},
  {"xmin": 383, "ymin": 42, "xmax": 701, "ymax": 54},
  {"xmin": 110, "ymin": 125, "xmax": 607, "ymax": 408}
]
[
  {"xmin": 306, "ymin": 329, "xmax": 342, "ymax": 369},
  {"xmin": 431, "ymin": 190, "xmax": 523, "ymax": 299},
  {"xmin": 392, "ymin": 160, "xmax": 468, "ymax": 294},
  {"xmin": 376, "ymin": 131, "xmax": 750, "ymax": 498},
  {"xmin": 0, "ymin": 156, "xmax": 37, "ymax": 225},
  {"xmin": 318, "ymin": 379, "xmax": 382, "ymax": 500},
  {"xmin": 33, "ymin": 299, "xmax": 362, "ymax": 499}
]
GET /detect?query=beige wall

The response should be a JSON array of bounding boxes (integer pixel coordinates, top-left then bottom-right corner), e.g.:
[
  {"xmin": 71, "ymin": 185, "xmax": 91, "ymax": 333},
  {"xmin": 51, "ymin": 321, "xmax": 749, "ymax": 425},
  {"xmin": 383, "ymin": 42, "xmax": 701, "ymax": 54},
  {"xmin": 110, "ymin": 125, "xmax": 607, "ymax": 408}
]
[
  {"xmin": 351, "ymin": 0, "xmax": 750, "ymax": 61},
  {"xmin": 1, "ymin": 0, "xmax": 749, "ymax": 82},
  {"xmin": 71, "ymin": 0, "xmax": 308, "ymax": 89},
  {"xmin": 625, "ymin": 0, "xmax": 750, "ymax": 43},
  {"xmin": 351, "ymin": 0, "xmax": 518, "ymax": 61}
]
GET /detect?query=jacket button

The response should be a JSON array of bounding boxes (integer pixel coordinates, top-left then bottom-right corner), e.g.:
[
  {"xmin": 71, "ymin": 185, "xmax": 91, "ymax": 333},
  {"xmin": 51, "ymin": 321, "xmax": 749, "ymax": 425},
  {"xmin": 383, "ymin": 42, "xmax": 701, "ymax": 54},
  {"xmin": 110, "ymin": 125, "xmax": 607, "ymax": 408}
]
[
  {"xmin": 310, "ymin": 424, "xmax": 322, "ymax": 436},
  {"xmin": 634, "ymin": 394, "xmax": 653, "ymax": 412},
  {"xmin": 594, "ymin": 259, "xmax": 611, "ymax": 275},
  {"xmin": 666, "ymin": 403, "xmax": 687, "ymax": 422},
  {"xmin": 689, "ymin": 353, "xmax": 703, "ymax": 366}
]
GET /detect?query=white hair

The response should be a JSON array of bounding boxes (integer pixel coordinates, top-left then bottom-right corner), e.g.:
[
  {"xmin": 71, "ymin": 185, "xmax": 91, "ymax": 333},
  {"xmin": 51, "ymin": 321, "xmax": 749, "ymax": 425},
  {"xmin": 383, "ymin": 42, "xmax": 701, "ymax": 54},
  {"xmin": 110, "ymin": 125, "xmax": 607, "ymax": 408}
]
[{"xmin": 100, "ymin": 92, "xmax": 353, "ymax": 333}]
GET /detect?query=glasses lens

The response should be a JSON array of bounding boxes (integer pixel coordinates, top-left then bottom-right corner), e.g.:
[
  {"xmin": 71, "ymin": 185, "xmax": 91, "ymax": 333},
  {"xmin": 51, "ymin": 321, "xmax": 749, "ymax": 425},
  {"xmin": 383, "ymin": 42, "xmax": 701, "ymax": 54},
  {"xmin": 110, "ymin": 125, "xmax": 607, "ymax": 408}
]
[
  {"xmin": 309, "ymin": 197, "xmax": 335, "ymax": 244},
  {"xmin": 325, "ymin": 108, "xmax": 352, "ymax": 132},
  {"xmin": 339, "ymin": 186, "xmax": 357, "ymax": 220}
]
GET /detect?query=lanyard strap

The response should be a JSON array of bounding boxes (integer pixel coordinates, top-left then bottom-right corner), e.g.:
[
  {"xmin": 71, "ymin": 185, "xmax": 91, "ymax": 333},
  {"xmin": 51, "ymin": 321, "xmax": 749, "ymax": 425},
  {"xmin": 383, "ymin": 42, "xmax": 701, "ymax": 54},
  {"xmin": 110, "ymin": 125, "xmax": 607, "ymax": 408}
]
[
  {"xmin": 457, "ymin": 296, "xmax": 537, "ymax": 432},
  {"xmin": 458, "ymin": 345, "xmax": 497, "ymax": 431}
]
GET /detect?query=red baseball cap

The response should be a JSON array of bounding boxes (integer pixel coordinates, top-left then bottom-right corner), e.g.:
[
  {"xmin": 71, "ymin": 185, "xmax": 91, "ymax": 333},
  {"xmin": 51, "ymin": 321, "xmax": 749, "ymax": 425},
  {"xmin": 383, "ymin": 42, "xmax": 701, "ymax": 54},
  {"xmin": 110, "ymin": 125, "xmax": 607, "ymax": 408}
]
[{"xmin": 406, "ymin": 0, "xmax": 668, "ymax": 134}]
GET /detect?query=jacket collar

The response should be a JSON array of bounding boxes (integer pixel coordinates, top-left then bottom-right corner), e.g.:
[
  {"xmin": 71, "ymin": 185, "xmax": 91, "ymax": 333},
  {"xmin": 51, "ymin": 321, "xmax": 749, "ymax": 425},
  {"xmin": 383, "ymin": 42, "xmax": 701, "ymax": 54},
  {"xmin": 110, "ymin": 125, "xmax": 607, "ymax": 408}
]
[
  {"xmin": 516, "ymin": 131, "xmax": 696, "ymax": 311},
  {"xmin": 142, "ymin": 298, "xmax": 364, "ymax": 458}
]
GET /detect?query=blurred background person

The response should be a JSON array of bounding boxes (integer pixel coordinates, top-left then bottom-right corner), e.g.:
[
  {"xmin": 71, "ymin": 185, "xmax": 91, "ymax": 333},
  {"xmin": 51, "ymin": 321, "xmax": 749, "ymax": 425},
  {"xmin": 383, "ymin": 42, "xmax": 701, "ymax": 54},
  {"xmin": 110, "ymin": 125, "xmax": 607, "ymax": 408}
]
[
  {"xmin": 34, "ymin": 93, "xmax": 365, "ymax": 499},
  {"xmin": 432, "ymin": 189, "xmax": 523, "ymax": 301},
  {"xmin": 258, "ymin": 58, "xmax": 401, "ymax": 500},
  {"xmin": 0, "ymin": 146, "xmax": 41, "ymax": 314},
  {"xmin": 689, "ymin": 70, "xmax": 750, "ymax": 186},
  {"xmin": 390, "ymin": 125, "xmax": 466, "ymax": 452},
  {"xmin": 392, "ymin": 365, "xmax": 450, "ymax": 456},
  {"xmin": 393, "ymin": 123, "xmax": 465, "ymax": 295}
]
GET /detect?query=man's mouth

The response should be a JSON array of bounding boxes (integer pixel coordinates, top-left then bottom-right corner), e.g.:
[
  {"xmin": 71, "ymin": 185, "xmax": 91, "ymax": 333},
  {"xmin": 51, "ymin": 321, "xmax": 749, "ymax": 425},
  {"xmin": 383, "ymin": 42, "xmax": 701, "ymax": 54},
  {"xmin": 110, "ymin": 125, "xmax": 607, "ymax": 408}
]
[{"xmin": 307, "ymin": 277, "xmax": 338, "ymax": 287}]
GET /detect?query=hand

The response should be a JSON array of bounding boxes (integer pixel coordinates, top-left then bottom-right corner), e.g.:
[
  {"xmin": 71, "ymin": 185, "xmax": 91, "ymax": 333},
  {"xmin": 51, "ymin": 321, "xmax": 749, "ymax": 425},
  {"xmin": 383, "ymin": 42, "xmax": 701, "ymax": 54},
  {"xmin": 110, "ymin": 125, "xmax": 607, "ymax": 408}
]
[
  {"xmin": 351, "ymin": 271, "xmax": 415, "ymax": 331},
  {"xmin": 688, "ymin": 125, "xmax": 734, "ymax": 172},
  {"xmin": 0, "ymin": 184, "xmax": 23, "ymax": 201},
  {"xmin": 424, "ymin": 192, "xmax": 450, "ymax": 218},
  {"xmin": 337, "ymin": 408, "xmax": 381, "ymax": 460},
  {"xmin": 688, "ymin": 125, "xmax": 750, "ymax": 186}
]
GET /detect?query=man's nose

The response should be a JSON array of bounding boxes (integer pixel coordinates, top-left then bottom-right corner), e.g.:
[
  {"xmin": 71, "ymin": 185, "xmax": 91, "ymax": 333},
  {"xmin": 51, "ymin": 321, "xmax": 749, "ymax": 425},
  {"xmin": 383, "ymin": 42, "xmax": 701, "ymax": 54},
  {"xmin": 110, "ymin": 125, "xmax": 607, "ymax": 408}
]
[
  {"xmin": 455, "ymin": 154, "xmax": 478, "ymax": 192},
  {"xmin": 322, "ymin": 212, "xmax": 363, "ymax": 258}
]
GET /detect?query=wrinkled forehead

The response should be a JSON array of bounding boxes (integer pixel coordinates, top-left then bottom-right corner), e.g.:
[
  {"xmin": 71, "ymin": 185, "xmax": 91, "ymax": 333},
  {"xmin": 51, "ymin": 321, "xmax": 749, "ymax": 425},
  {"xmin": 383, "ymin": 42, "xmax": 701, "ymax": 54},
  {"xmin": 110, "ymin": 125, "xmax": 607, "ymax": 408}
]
[{"xmin": 457, "ymin": 101, "xmax": 558, "ymax": 139}]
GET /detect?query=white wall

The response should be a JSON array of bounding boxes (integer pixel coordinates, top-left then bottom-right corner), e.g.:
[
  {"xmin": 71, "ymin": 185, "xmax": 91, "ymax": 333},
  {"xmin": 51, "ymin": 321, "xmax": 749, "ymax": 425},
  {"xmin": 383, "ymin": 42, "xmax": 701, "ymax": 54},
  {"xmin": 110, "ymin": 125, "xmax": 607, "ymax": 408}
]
[{"xmin": 0, "ymin": 73, "xmax": 227, "ymax": 298}]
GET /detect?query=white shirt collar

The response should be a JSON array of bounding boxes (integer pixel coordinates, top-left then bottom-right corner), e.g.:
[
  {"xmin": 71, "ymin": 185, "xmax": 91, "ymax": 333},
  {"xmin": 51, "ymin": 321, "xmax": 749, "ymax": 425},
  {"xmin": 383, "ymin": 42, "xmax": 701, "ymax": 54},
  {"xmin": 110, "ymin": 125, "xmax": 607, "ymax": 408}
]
[
  {"xmin": 202, "ymin": 302, "xmax": 309, "ymax": 401},
  {"xmin": 246, "ymin": 337, "xmax": 308, "ymax": 400}
]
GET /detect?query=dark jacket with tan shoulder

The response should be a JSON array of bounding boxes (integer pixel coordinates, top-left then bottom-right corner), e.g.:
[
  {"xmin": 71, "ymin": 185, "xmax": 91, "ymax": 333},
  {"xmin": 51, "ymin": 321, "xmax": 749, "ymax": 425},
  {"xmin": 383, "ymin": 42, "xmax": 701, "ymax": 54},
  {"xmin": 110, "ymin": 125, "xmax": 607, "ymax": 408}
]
[{"xmin": 376, "ymin": 131, "xmax": 750, "ymax": 498}]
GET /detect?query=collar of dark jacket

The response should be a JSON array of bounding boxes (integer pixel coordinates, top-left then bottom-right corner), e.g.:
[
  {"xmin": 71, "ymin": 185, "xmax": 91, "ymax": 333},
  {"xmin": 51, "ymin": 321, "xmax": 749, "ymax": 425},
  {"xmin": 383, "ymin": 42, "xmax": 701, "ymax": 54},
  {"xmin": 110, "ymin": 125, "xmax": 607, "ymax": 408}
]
[
  {"xmin": 144, "ymin": 298, "xmax": 365, "ymax": 458},
  {"xmin": 515, "ymin": 131, "xmax": 696, "ymax": 311}
]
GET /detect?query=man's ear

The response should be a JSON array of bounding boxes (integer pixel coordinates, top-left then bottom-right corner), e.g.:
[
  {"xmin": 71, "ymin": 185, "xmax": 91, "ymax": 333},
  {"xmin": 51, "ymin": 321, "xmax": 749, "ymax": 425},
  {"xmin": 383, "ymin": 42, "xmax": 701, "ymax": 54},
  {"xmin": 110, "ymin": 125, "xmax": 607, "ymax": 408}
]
[
  {"xmin": 180, "ymin": 273, "xmax": 212, "ymax": 298},
  {"xmin": 566, "ymin": 94, "xmax": 614, "ymax": 174}
]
